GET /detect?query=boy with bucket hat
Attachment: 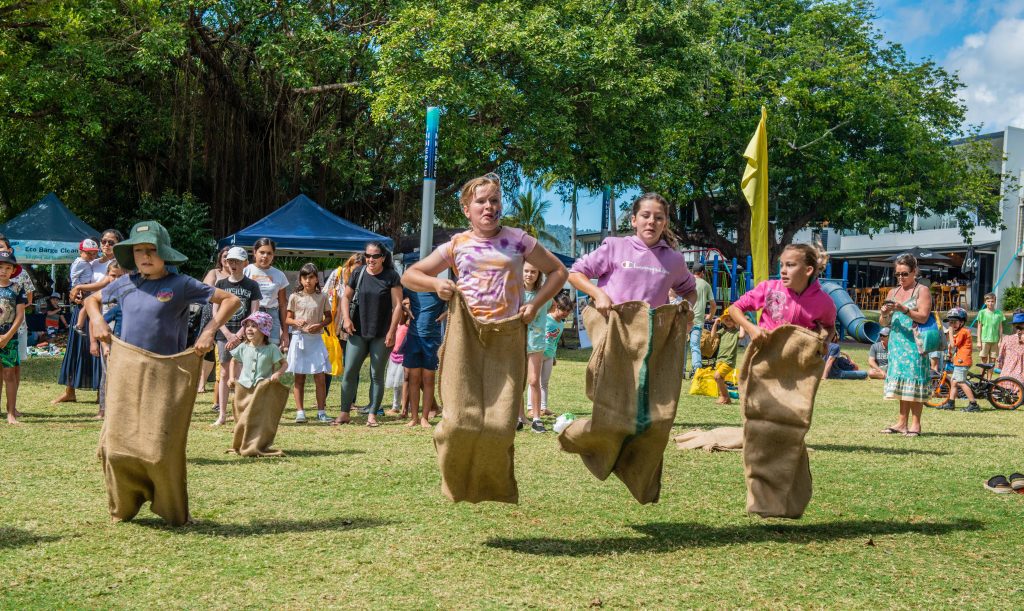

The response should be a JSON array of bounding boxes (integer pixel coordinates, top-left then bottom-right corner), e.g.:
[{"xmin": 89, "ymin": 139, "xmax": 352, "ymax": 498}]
[{"xmin": 84, "ymin": 221, "xmax": 240, "ymax": 526}]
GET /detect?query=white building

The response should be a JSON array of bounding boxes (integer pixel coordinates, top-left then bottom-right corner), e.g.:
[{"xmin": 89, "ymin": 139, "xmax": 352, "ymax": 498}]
[{"xmin": 822, "ymin": 126, "xmax": 1024, "ymax": 309}]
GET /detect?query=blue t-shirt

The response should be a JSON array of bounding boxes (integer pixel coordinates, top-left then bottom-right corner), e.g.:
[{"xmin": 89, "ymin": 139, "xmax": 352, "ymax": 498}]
[
  {"xmin": 0, "ymin": 283, "xmax": 26, "ymax": 335},
  {"xmin": 825, "ymin": 343, "xmax": 856, "ymax": 372},
  {"xmin": 406, "ymin": 290, "xmax": 445, "ymax": 338},
  {"xmin": 102, "ymin": 272, "xmax": 215, "ymax": 355}
]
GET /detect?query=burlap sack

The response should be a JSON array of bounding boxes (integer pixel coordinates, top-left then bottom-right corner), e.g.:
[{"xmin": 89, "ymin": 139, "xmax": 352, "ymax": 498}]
[
  {"xmin": 434, "ymin": 291, "xmax": 525, "ymax": 504},
  {"xmin": 96, "ymin": 337, "xmax": 202, "ymax": 526},
  {"xmin": 230, "ymin": 379, "xmax": 290, "ymax": 457},
  {"xmin": 740, "ymin": 325, "xmax": 826, "ymax": 519},
  {"xmin": 558, "ymin": 301, "xmax": 690, "ymax": 504},
  {"xmin": 674, "ymin": 427, "xmax": 744, "ymax": 452}
]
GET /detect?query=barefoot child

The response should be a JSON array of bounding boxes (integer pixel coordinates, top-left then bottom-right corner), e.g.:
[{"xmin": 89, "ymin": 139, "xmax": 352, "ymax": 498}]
[
  {"xmin": 0, "ymin": 252, "xmax": 26, "ymax": 424},
  {"xmin": 523, "ymin": 261, "xmax": 552, "ymax": 432},
  {"xmin": 212, "ymin": 247, "xmax": 263, "ymax": 426},
  {"xmin": 385, "ymin": 300, "xmax": 411, "ymax": 415},
  {"xmin": 711, "ymin": 314, "xmax": 742, "ymax": 405},
  {"xmin": 403, "ymin": 289, "xmax": 446, "ymax": 428},
  {"xmin": 286, "ymin": 263, "xmax": 332, "ymax": 423},
  {"xmin": 86, "ymin": 221, "xmax": 240, "ymax": 525},
  {"xmin": 538, "ymin": 292, "xmax": 574, "ymax": 416},
  {"xmin": 401, "ymin": 173, "xmax": 568, "ymax": 502}
]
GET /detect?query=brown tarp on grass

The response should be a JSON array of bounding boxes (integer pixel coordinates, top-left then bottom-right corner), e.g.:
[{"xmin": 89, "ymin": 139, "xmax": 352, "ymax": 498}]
[
  {"xmin": 434, "ymin": 291, "xmax": 526, "ymax": 504},
  {"xmin": 558, "ymin": 301, "xmax": 690, "ymax": 504},
  {"xmin": 740, "ymin": 325, "xmax": 826, "ymax": 519},
  {"xmin": 230, "ymin": 379, "xmax": 290, "ymax": 457},
  {"xmin": 96, "ymin": 337, "xmax": 202, "ymax": 526}
]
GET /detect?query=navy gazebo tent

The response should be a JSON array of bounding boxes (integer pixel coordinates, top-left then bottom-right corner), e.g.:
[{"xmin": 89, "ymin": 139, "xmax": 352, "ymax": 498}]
[{"xmin": 0, "ymin": 192, "xmax": 101, "ymax": 263}]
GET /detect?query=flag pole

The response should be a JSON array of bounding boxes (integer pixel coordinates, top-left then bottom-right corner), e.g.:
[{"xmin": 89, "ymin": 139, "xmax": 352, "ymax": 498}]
[{"xmin": 419, "ymin": 107, "xmax": 441, "ymax": 257}]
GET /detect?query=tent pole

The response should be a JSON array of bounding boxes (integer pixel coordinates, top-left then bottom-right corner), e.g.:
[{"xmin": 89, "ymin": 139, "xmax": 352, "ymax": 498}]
[{"xmin": 419, "ymin": 107, "xmax": 441, "ymax": 257}]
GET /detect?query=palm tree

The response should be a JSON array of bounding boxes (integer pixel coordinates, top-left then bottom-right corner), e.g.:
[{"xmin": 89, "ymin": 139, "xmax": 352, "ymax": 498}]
[{"xmin": 504, "ymin": 190, "xmax": 559, "ymax": 247}]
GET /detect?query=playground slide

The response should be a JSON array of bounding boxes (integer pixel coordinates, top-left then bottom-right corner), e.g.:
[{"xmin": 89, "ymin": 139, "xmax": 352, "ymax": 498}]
[{"xmin": 820, "ymin": 281, "xmax": 881, "ymax": 344}]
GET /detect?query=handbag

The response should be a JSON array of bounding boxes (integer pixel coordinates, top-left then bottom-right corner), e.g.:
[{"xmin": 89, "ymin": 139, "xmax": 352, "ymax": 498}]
[
  {"xmin": 322, "ymin": 266, "xmax": 344, "ymax": 376},
  {"xmin": 913, "ymin": 311, "xmax": 941, "ymax": 355}
]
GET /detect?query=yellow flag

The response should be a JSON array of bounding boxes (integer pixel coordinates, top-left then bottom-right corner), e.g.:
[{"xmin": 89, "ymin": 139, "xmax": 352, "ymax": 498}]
[{"xmin": 742, "ymin": 106, "xmax": 769, "ymax": 286}]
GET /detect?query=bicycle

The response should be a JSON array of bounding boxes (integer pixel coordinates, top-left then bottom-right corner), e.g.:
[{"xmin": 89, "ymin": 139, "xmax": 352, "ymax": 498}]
[{"xmin": 925, "ymin": 363, "xmax": 1024, "ymax": 410}]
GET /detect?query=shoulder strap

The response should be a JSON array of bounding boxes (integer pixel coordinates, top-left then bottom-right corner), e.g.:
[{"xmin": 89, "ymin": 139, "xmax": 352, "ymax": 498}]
[{"xmin": 351, "ymin": 267, "xmax": 366, "ymax": 305}]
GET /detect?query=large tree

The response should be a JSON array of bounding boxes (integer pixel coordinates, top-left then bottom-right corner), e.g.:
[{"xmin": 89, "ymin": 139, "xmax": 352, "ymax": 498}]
[{"xmin": 643, "ymin": 0, "xmax": 1009, "ymax": 263}]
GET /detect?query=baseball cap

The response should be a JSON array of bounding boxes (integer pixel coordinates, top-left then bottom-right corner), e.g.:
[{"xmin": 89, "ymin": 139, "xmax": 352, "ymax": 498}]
[
  {"xmin": 0, "ymin": 251, "xmax": 22, "ymax": 277},
  {"xmin": 226, "ymin": 246, "xmax": 248, "ymax": 262},
  {"xmin": 79, "ymin": 238, "xmax": 99, "ymax": 252},
  {"xmin": 879, "ymin": 327, "xmax": 890, "ymax": 336}
]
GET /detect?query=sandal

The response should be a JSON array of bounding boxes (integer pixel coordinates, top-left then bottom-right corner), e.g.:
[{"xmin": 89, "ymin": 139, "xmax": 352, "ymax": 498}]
[
  {"xmin": 366, "ymin": 421, "xmax": 379, "ymax": 428},
  {"xmin": 904, "ymin": 429, "xmax": 921, "ymax": 437},
  {"xmin": 881, "ymin": 426, "xmax": 906, "ymax": 434}
]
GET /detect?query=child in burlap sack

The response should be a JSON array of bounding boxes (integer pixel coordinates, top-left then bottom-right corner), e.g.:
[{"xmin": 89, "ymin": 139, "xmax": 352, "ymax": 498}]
[
  {"xmin": 729, "ymin": 243, "xmax": 837, "ymax": 519},
  {"xmin": 563, "ymin": 193, "xmax": 697, "ymax": 504},
  {"xmin": 86, "ymin": 221, "xmax": 241, "ymax": 525},
  {"xmin": 401, "ymin": 173, "xmax": 568, "ymax": 503}
]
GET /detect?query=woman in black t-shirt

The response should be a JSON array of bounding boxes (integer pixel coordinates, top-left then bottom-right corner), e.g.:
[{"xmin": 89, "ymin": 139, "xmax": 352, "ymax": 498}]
[{"xmin": 335, "ymin": 241, "xmax": 403, "ymax": 426}]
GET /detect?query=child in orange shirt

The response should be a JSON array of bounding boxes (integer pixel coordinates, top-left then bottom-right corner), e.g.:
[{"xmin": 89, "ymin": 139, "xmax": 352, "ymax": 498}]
[{"xmin": 940, "ymin": 307, "xmax": 980, "ymax": 412}]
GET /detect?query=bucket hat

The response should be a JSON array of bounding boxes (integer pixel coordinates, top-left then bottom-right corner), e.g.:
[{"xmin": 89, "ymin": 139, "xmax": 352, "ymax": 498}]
[
  {"xmin": 241, "ymin": 311, "xmax": 274, "ymax": 338},
  {"xmin": 1014, "ymin": 312, "xmax": 1024, "ymax": 325},
  {"xmin": 0, "ymin": 251, "xmax": 23, "ymax": 278},
  {"xmin": 113, "ymin": 221, "xmax": 188, "ymax": 271}
]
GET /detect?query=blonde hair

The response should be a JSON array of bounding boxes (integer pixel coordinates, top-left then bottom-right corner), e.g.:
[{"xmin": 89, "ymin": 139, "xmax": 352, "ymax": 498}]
[
  {"xmin": 459, "ymin": 173, "xmax": 502, "ymax": 209},
  {"xmin": 631, "ymin": 193, "xmax": 679, "ymax": 249},
  {"xmin": 783, "ymin": 242, "xmax": 829, "ymax": 278},
  {"xmin": 341, "ymin": 253, "xmax": 364, "ymax": 284}
]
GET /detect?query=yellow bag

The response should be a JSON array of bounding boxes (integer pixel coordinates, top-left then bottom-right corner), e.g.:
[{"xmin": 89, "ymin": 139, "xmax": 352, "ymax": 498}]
[
  {"xmin": 322, "ymin": 266, "xmax": 344, "ymax": 376},
  {"xmin": 688, "ymin": 366, "xmax": 719, "ymax": 397}
]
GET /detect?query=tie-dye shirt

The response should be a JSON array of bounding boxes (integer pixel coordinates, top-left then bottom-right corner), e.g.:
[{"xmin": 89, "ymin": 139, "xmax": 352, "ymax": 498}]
[{"xmin": 435, "ymin": 227, "xmax": 538, "ymax": 321}]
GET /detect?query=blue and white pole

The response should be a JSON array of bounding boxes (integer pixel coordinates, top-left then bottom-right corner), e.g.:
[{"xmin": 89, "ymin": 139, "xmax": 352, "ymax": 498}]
[{"xmin": 419, "ymin": 106, "xmax": 441, "ymax": 257}]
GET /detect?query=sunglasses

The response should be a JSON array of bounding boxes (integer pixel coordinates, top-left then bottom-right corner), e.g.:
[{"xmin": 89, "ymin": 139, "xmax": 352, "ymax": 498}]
[
  {"xmin": 101, "ymin": 239, "xmax": 117, "ymax": 246},
  {"xmin": 894, "ymin": 272, "xmax": 913, "ymax": 278},
  {"xmin": 364, "ymin": 252, "xmax": 384, "ymax": 260}
]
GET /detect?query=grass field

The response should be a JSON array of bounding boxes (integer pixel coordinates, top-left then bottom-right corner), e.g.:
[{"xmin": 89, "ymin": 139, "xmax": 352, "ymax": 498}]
[{"xmin": 2, "ymin": 344, "xmax": 1023, "ymax": 608}]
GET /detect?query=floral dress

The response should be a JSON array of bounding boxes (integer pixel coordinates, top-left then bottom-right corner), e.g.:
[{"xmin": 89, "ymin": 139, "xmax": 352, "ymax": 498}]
[
  {"xmin": 997, "ymin": 333, "xmax": 1024, "ymax": 386},
  {"xmin": 884, "ymin": 287, "xmax": 932, "ymax": 401}
]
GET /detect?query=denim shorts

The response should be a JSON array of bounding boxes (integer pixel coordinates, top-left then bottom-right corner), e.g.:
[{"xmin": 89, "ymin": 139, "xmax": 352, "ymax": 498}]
[{"xmin": 403, "ymin": 333, "xmax": 441, "ymax": 370}]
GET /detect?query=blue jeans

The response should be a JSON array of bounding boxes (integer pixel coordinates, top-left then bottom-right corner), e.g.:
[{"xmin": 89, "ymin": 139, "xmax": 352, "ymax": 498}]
[
  {"xmin": 828, "ymin": 369, "xmax": 868, "ymax": 380},
  {"xmin": 339, "ymin": 335, "xmax": 389, "ymax": 413},
  {"xmin": 688, "ymin": 325, "xmax": 703, "ymax": 373}
]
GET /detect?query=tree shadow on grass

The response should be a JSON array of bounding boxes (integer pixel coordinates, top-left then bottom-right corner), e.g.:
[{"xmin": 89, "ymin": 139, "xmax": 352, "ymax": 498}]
[
  {"xmin": 189, "ymin": 448, "xmax": 364, "ymax": 466},
  {"xmin": 810, "ymin": 443, "xmax": 949, "ymax": 456},
  {"xmin": 485, "ymin": 518, "xmax": 983, "ymax": 556},
  {"xmin": 0, "ymin": 527, "xmax": 61, "ymax": 549},
  {"xmin": 925, "ymin": 432, "xmax": 1016, "ymax": 439},
  {"xmin": 132, "ymin": 516, "xmax": 394, "ymax": 537}
]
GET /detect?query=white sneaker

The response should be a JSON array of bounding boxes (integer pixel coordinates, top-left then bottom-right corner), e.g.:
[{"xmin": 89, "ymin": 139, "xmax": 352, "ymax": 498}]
[{"xmin": 294, "ymin": 410, "xmax": 307, "ymax": 424}]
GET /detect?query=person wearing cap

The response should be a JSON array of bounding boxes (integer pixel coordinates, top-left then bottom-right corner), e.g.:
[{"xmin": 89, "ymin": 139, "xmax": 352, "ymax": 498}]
[
  {"xmin": 0, "ymin": 250, "xmax": 26, "ymax": 424},
  {"xmin": 867, "ymin": 328, "xmax": 890, "ymax": 380},
  {"xmin": 211, "ymin": 246, "xmax": 262, "ymax": 426},
  {"xmin": 52, "ymin": 238, "xmax": 103, "ymax": 405},
  {"xmin": 85, "ymin": 221, "xmax": 240, "ymax": 360},
  {"xmin": 996, "ymin": 311, "xmax": 1024, "ymax": 386},
  {"xmin": 0, "ymin": 234, "xmax": 35, "ymax": 364},
  {"xmin": 688, "ymin": 261, "xmax": 717, "ymax": 377}
]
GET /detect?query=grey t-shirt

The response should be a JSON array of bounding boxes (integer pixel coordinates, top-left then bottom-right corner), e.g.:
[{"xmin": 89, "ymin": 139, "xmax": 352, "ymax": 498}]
[
  {"xmin": 102, "ymin": 272, "xmax": 215, "ymax": 355},
  {"xmin": 869, "ymin": 341, "xmax": 888, "ymax": 368}
]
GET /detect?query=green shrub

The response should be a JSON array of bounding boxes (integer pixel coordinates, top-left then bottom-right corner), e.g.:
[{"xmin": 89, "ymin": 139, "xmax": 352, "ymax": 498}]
[
  {"xmin": 135, "ymin": 190, "xmax": 216, "ymax": 278},
  {"xmin": 1002, "ymin": 286, "xmax": 1024, "ymax": 312}
]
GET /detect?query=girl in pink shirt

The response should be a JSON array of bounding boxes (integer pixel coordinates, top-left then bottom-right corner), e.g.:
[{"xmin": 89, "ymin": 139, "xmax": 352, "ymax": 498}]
[
  {"xmin": 996, "ymin": 312, "xmax": 1024, "ymax": 385},
  {"xmin": 729, "ymin": 244, "xmax": 837, "ymax": 341}
]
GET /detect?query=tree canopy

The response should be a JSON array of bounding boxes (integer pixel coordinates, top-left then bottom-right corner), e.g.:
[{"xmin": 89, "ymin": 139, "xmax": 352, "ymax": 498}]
[{"xmin": 0, "ymin": 0, "xmax": 1007, "ymax": 260}]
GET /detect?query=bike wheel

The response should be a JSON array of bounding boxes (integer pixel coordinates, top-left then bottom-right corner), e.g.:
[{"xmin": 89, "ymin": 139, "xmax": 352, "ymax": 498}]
[
  {"xmin": 925, "ymin": 374, "xmax": 952, "ymax": 408},
  {"xmin": 988, "ymin": 377, "xmax": 1024, "ymax": 410}
]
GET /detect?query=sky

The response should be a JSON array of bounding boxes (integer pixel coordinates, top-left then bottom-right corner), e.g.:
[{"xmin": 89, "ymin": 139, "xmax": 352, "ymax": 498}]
[{"xmin": 543, "ymin": 0, "xmax": 1024, "ymax": 233}]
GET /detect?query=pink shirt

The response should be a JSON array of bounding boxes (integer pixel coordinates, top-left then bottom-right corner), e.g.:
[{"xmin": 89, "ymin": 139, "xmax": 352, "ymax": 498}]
[
  {"xmin": 732, "ymin": 279, "xmax": 837, "ymax": 332},
  {"xmin": 997, "ymin": 333, "xmax": 1024, "ymax": 382},
  {"xmin": 570, "ymin": 236, "xmax": 696, "ymax": 307},
  {"xmin": 435, "ymin": 226, "xmax": 538, "ymax": 321},
  {"xmin": 390, "ymin": 324, "xmax": 408, "ymax": 364}
]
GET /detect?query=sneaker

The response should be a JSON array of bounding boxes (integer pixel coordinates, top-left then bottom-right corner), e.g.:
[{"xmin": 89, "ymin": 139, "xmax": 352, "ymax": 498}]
[
  {"xmin": 531, "ymin": 419, "xmax": 547, "ymax": 433},
  {"xmin": 984, "ymin": 475, "xmax": 1013, "ymax": 493},
  {"xmin": 961, "ymin": 403, "xmax": 981, "ymax": 413},
  {"xmin": 376, "ymin": 409, "xmax": 385, "ymax": 417},
  {"xmin": 516, "ymin": 419, "xmax": 524, "ymax": 431},
  {"xmin": 317, "ymin": 411, "xmax": 331, "ymax": 423},
  {"xmin": 1009, "ymin": 473, "xmax": 1024, "ymax": 491},
  {"xmin": 357, "ymin": 406, "xmax": 370, "ymax": 414},
  {"xmin": 936, "ymin": 401, "xmax": 955, "ymax": 411},
  {"xmin": 294, "ymin": 410, "xmax": 307, "ymax": 424}
]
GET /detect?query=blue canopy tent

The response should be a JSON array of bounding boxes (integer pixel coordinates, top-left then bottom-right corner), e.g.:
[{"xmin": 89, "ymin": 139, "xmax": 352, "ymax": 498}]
[
  {"xmin": 218, "ymin": 194, "xmax": 393, "ymax": 256},
  {"xmin": 0, "ymin": 193, "xmax": 101, "ymax": 263}
]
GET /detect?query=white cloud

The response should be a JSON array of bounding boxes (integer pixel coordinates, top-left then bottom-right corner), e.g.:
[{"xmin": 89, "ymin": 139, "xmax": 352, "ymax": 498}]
[{"xmin": 946, "ymin": 18, "xmax": 1024, "ymax": 130}]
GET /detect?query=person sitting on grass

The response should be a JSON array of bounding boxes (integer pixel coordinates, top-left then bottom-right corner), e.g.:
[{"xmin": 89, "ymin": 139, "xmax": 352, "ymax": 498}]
[
  {"xmin": 822, "ymin": 342, "xmax": 867, "ymax": 380},
  {"xmin": 939, "ymin": 307, "xmax": 980, "ymax": 412},
  {"xmin": 867, "ymin": 327, "xmax": 890, "ymax": 380},
  {"xmin": 44, "ymin": 294, "xmax": 68, "ymax": 336},
  {"xmin": 710, "ymin": 314, "xmax": 742, "ymax": 404}
]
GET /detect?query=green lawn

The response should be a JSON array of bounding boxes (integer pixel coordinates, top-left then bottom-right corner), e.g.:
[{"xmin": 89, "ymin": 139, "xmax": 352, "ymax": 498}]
[{"xmin": 2, "ymin": 345, "xmax": 1023, "ymax": 608}]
